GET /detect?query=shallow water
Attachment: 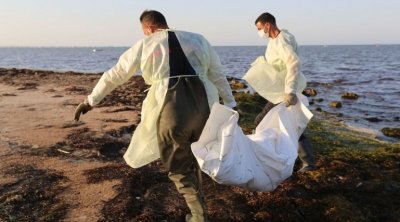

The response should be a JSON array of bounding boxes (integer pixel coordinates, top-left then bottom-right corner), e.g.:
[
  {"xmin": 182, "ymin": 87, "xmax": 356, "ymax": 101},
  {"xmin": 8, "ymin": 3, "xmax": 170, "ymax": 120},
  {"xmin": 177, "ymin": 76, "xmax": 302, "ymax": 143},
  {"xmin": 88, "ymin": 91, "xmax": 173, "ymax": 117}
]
[
  {"xmin": 1, "ymin": 45, "xmax": 399, "ymax": 131},
  {"xmin": 217, "ymin": 45, "xmax": 400, "ymax": 132}
]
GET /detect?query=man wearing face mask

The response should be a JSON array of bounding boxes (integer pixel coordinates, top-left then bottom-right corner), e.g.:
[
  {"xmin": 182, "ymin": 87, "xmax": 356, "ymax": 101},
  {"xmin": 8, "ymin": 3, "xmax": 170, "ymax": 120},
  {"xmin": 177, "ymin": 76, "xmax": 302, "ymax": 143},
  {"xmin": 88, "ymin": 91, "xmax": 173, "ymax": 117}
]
[
  {"xmin": 74, "ymin": 10, "xmax": 236, "ymax": 222},
  {"xmin": 253, "ymin": 12, "xmax": 316, "ymax": 173}
]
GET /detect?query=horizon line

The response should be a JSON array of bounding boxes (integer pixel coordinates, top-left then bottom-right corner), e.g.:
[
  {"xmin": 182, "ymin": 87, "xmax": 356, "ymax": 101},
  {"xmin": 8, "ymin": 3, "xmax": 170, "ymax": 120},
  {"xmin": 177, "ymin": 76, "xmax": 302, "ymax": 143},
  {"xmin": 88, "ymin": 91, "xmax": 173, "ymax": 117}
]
[{"xmin": 1, "ymin": 43, "xmax": 399, "ymax": 48}]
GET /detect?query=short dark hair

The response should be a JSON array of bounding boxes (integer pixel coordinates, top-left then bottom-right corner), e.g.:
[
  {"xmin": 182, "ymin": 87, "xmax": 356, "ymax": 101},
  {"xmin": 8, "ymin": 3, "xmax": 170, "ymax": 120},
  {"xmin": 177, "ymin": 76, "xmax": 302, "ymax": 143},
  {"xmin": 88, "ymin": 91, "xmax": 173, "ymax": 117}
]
[
  {"xmin": 255, "ymin": 12, "xmax": 276, "ymax": 25},
  {"xmin": 140, "ymin": 10, "xmax": 168, "ymax": 27}
]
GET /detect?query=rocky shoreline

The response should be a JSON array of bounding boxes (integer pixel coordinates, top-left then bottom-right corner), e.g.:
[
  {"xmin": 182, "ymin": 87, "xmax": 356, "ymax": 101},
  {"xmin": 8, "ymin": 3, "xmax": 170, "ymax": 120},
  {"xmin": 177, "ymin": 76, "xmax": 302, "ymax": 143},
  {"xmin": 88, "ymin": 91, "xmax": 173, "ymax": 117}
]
[
  {"xmin": 228, "ymin": 75, "xmax": 400, "ymax": 140},
  {"xmin": 0, "ymin": 68, "xmax": 399, "ymax": 221}
]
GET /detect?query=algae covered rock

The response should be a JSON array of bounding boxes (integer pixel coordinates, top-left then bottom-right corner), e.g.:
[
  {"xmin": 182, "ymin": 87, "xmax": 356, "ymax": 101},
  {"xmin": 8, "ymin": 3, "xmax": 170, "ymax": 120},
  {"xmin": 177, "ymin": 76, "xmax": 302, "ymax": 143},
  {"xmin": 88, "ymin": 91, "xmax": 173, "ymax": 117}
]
[
  {"xmin": 234, "ymin": 92, "xmax": 267, "ymax": 114},
  {"xmin": 341, "ymin": 92, "xmax": 358, "ymax": 99},
  {"xmin": 233, "ymin": 92, "xmax": 267, "ymax": 132},
  {"xmin": 330, "ymin": 101, "xmax": 342, "ymax": 108},
  {"xmin": 302, "ymin": 88, "xmax": 318, "ymax": 97},
  {"xmin": 381, "ymin": 127, "xmax": 400, "ymax": 139},
  {"xmin": 230, "ymin": 79, "xmax": 247, "ymax": 90}
]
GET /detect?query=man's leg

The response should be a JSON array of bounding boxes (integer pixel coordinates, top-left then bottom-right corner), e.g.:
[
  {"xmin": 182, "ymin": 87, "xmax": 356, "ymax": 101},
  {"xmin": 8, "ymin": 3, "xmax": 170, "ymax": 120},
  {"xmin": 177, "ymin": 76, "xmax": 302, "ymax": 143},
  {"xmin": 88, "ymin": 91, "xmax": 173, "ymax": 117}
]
[
  {"xmin": 298, "ymin": 135, "xmax": 316, "ymax": 172},
  {"xmin": 255, "ymin": 102, "xmax": 316, "ymax": 172},
  {"xmin": 157, "ymin": 77, "xmax": 210, "ymax": 222}
]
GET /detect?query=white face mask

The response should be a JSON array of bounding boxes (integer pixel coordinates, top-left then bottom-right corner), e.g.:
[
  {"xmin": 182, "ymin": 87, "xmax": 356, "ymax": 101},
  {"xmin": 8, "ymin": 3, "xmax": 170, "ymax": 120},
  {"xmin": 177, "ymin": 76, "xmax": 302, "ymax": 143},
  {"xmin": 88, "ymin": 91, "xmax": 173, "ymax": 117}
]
[{"xmin": 258, "ymin": 28, "xmax": 269, "ymax": 39}]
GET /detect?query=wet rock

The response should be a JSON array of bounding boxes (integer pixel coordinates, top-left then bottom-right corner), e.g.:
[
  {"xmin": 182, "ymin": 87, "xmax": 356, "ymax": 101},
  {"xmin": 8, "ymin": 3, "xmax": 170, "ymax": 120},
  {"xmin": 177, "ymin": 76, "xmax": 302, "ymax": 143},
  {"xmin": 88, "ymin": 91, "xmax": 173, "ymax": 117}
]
[
  {"xmin": 381, "ymin": 127, "xmax": 400, "ymax": 139},
  {"xmin": 316, "ymin": 98, "xmax": 324, "ymax": 103},
  {"xmin": 341, "ymin": 92, "xmax": 358, "ymax": 100},
  {"xmin": 230, "ymin": 79, "xmax": 247, "ymax": 90},
  {"xmin": 336, "ymin": 113, "xmax": 344, "ymax": 117},
  {"xmin": 394, "ymin": 117, "xmax": 400, "ymax": 122},
  {"xmin": 330, "ymin": 101, "xmax": 342, "ymax": 108},
  {"xmin": 302, "ymin": 88, "xmax": 318, "ymax": 97},
  {"xmin": 365, "ymin": 117, "xmax": 383, "ymax": 122},
  {"xmin": 315, "ymin": 107, "xmax": 323, "ymax": 112}
]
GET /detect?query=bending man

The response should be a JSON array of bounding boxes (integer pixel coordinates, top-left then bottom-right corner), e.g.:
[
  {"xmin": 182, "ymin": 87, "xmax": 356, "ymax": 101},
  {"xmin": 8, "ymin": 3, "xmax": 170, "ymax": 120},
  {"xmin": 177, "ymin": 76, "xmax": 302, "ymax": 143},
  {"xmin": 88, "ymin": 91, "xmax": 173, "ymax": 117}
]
[{"xmin": 75, "ymin": 10, "xmax": 236, "ymax": 222}]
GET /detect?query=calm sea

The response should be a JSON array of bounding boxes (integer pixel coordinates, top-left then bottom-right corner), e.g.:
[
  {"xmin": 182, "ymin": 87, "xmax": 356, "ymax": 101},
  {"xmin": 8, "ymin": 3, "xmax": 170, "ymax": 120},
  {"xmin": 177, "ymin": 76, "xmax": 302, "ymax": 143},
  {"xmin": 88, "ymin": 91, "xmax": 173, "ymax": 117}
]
[{"xmin": 0, "ymin": 45, "xmax": 399, "ymax": 133}]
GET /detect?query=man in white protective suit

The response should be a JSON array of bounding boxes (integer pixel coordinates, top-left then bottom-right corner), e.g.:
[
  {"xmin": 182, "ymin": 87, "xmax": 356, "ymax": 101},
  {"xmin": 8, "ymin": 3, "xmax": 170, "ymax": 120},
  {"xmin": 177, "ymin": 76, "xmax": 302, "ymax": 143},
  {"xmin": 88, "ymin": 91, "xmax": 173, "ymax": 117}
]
[
  {"xmin": 253, "ymin": 12, "xmax": 316, "ymax": 172},
  {"xmin": 74, "ymin": 10, "xmax": 236, "ymax": 222}
]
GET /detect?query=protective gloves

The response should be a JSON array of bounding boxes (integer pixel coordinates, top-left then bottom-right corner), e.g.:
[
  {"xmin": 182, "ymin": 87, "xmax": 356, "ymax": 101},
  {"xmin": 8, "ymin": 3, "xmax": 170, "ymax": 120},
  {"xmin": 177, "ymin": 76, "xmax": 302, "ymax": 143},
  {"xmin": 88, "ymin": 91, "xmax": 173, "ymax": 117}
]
[
  {"xmin": 74, "ymin": 98, "xmax": 92, "ymax": 121},
  {"xmin": 284, "ymin": 93, "xmax": 298, "ymax": 107}
]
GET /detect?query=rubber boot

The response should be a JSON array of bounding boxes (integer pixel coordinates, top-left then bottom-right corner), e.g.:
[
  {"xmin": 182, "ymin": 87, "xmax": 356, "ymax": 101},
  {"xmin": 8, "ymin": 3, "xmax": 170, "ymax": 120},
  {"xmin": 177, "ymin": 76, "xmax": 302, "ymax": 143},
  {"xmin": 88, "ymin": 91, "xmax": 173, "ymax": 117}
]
[
  {"xmin": 185, "ymin": 194, "xmax": 208, "ymax": 222},
  {"xmin": 298, "ymin": 137, "xmax": 317, "ymax": 172}
]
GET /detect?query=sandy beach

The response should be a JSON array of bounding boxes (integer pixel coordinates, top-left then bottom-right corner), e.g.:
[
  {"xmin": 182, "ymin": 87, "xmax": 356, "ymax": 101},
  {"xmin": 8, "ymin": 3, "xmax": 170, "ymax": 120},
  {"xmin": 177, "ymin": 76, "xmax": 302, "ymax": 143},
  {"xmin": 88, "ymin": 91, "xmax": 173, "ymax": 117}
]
[{"xmin": 1, "ymin": 68, "xmax": 399, "ymax": 221}]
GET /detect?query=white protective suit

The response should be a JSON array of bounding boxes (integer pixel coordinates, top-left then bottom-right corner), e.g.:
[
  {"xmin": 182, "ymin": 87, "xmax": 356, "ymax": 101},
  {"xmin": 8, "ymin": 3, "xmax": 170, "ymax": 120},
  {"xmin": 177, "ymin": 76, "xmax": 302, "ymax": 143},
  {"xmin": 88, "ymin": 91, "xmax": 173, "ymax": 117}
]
[
  {"xmin": 243, "ymin": 29, "xmax": 306, "ymax": 104},
  {"xmin": 87, "ymin": 30, "xmax": 236, "ymax": 168}
]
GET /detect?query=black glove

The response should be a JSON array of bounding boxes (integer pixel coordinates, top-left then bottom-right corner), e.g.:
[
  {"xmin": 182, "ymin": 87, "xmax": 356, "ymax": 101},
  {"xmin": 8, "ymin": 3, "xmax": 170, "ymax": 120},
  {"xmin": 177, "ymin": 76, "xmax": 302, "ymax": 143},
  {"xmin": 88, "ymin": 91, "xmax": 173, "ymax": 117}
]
[
  {"xmin": 74, "ymin": 98, "xmax": 92, "ymax": 121},
  {"xmin": 284, "ymin": 93, "xmax": 298, "ymax": 107}
]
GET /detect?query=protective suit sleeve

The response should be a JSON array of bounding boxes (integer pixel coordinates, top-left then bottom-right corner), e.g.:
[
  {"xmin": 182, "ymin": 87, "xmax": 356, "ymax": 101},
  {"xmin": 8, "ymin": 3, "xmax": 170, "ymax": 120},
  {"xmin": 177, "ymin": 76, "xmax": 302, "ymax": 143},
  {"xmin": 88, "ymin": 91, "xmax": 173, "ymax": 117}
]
[
  {"xmin": 87, "ymin": 40, "xmax": 143, "ymax": 106},
  {"xmin": 280, "ymin": 43, "xmax": 300, "ymax": 94},
  {"xmin": 206, "ymin": 42, "xmax": 237, "ymax": 108}
]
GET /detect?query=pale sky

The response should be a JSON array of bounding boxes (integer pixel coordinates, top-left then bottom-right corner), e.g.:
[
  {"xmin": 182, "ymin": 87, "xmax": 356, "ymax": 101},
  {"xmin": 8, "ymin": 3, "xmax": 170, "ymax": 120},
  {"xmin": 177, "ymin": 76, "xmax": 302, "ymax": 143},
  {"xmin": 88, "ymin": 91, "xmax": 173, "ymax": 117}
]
[{"xmin": 1, "ymin": 0, "xmax": 399, "ymax": 47}]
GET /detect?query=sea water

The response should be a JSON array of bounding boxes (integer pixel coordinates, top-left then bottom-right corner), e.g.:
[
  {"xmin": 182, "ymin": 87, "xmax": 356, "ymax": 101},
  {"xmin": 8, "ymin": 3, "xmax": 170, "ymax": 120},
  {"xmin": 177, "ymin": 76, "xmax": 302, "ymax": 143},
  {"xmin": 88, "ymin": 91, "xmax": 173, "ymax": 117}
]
[{"xmin": 0, "ymin": 45, "xmax": 399, "ymax": 132}]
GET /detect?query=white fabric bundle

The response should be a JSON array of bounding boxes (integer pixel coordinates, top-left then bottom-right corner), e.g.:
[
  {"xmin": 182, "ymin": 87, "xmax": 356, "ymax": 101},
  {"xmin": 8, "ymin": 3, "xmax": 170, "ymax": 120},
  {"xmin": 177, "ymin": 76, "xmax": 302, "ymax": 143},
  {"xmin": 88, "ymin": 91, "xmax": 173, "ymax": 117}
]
[
  {"xmin": 243, "ymin": 56, "xmax": 307, "ymax": 104},
  {"xmin": 191, "ymin": 95, "xmax": 313, "ymax": 191}
]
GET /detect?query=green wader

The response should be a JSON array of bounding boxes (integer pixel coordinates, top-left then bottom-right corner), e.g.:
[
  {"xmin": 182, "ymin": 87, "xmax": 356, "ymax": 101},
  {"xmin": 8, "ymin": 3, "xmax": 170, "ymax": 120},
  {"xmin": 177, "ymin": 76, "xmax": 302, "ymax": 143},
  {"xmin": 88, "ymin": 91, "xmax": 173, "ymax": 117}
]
[
  {"xmin": 156, "ymin": 76, "xmax": 210, "ymax": 222},
  {"xmin": 156, "ymin": 31, "xmax": 212, "ymax": 221}
]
